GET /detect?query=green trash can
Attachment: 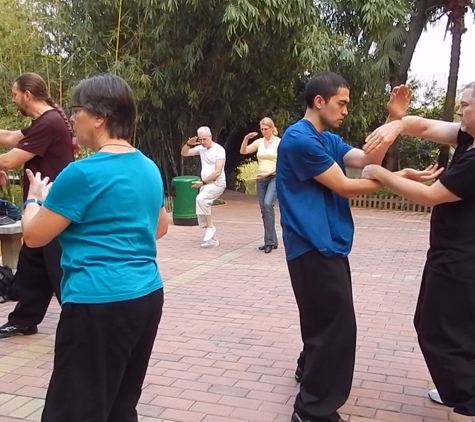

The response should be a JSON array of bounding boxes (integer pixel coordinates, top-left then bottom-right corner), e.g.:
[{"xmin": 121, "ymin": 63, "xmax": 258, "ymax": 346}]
[{"xmin": 171, "ymin": 175, "xmax": 201, "ymax": 226}]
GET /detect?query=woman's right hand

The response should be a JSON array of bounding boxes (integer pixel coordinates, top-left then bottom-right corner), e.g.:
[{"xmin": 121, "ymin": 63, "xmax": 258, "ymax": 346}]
[
  {"xmin": 245, "ymin": 132, "xmax": 259, "ymax": 140},
  {"xmin": 26, "ymin": 169, "xmax": 52, "ymax": 201}
]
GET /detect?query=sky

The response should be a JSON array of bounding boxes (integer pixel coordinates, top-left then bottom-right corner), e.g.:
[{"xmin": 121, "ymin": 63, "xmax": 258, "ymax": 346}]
[{"xmin": 409, "ymin": 13, "xmax": 475, "ymax": 89}]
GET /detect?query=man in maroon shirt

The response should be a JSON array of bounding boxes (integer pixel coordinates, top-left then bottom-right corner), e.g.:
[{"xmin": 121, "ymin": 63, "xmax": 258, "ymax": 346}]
[{"xmin": 0, "ymin": 72, "xmax": 74, "ymax": 338}]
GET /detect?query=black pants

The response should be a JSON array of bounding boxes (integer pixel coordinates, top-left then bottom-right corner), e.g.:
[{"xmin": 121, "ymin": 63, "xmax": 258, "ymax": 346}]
[
  {"xmin": 414, "ymin": 264, "xmax": 475, "ymax": 416},
  {"xmin": 288, "ymin": 250, "xmax": 356, "ymax": 422},
  {"xmin": 8, "ymin": 240, "xmax": 62, "ymax": 327},
  {"xmin": 41, "ymin": 289, "xmax": 164, "ymax": 422}
]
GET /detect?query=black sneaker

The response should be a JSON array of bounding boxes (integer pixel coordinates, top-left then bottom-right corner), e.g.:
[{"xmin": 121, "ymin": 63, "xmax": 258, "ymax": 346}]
[
  {"xmin": 0, "ymin": 322, "xmax": 38, "ymax": 339},
  {"xmin": 294, "ymin": 366, "xmax": 303, "ymax": 383},
  {"xmin": 291, "ymin": 411, "xmax": 348, "ymax": 422}
]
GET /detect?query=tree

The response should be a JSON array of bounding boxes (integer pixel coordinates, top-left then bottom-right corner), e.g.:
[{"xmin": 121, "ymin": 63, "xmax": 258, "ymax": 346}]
[
  {"xmin": 0, "ymin": 0, "xmax": 51, "ymax": 203},
  {"xmin": 298, "ymin": 0, "xmax": 410, "ymax": 148},
  {"xmin": 53, "ymin": 0, "xmax": 347, "ymax": 190},
  {"xmin": 373, "ymin": 0, "xmax": 474, "ymax": 170},
  {"xmin": 399, "ymin": 81, "xmax": 444, "ymax": 169},
  {"xmin": 437, "ymin": 0, "xmax": 473, "ymax": 168}
]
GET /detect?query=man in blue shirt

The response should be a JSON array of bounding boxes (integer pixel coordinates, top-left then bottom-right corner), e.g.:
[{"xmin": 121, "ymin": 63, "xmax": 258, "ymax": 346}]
[{"xmin": 276, "ymin": 72, "xmax": 436, "ymax": 422}]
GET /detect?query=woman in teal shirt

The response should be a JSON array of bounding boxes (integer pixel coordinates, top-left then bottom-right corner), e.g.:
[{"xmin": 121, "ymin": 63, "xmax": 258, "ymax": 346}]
[{"xmin": 21, "ymin": 74, "xmax": 168, "ymax": 422}]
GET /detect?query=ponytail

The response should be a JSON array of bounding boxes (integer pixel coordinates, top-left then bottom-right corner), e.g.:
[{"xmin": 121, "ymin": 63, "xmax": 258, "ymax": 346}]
[
  {"xmin": 47, "ymin": 98, "xmax": 79, "ymax": 154},
  {"xmin": 46, "ymin": 98, "xmax": 72, "ymax": 135}
]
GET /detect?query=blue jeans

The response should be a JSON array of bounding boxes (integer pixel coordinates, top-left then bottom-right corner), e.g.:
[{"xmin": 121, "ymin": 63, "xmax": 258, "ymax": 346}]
[{"xmin": 256, "ymin": 176, "xmax": 278, "ymax": 246}]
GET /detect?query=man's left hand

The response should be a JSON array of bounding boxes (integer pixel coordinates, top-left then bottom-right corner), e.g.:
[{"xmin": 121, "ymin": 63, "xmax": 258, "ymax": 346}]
[
  {"xmin": 192, "ymin": 181, "xmax": 204, "ymax": 188},
  {"xmin": 361, "ymin": 164, "xmax": 382, "ymax": 180}
]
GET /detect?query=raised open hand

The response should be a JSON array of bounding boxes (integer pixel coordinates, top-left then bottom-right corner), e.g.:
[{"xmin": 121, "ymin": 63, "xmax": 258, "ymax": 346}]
[
  {"xmin": 387, "ymin": 85, "xmax": 412, "ymax": 119},
  {"xmin": 26, "ymin": 169, "xmax": 52, "ymax": 201},
  {"xmin": 245, "ymin": 132, "xmax": 259, "ymax": 140},
  {"xmin": 187, "ymin": 136, "xmax": 200, "ymax": 146}
]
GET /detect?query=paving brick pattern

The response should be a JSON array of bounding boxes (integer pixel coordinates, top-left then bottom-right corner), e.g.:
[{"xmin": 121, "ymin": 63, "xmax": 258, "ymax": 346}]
[{"xmin": 0, "ymin": 191, "xmax": 470, "ymax": 421}]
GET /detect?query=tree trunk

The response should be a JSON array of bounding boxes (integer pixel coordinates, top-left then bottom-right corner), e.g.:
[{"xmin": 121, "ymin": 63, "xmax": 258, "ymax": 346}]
[
  {"xmin": 385, "ymin": 0, "xmax": 431, "ymax": 170},
  {"xmin": 437, "ymin": 1, "xmax": 466, "ymax": 169}
]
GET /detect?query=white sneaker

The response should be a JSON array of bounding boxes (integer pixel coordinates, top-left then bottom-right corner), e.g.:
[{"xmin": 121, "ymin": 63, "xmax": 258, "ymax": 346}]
[
  {"xmin": 200, "ymin": 239, "xmax": 219, "ymax": 248},
  {"xmin": 428, "ymin": 388, "xmax": 444, "ymax": 405},
  {"xmin": 203, "ymin": 226, "xmax": 216, "ymax": 242}
]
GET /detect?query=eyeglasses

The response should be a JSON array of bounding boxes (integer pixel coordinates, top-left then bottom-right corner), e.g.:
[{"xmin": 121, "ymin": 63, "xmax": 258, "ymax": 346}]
[{"xmin": 70, "ymin": 105, "xmax": 83, "ymax": 116}]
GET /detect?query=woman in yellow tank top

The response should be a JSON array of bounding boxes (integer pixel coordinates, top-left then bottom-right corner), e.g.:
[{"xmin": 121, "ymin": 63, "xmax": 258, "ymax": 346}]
[{"xmin": 240, "ymin": 117, "xmax": 281, "ymax": 253}]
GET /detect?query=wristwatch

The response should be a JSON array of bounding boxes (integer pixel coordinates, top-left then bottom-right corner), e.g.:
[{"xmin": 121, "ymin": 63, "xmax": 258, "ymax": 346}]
[{"xmin": 23, "ymin": 198, "xmax": 43, "ymax": 208}]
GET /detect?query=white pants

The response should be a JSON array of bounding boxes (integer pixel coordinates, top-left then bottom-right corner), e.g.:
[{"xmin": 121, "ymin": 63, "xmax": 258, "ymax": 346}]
[{"xmin": 196, "ymin": 182, "xmax": 226, "ymax": 228}]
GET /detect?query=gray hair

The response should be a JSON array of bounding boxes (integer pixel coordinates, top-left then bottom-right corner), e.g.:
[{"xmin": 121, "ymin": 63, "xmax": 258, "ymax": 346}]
[
  {"xmin": 463, "ymin": 81, "xmax": 475, "ymax": 96},
  {"xmin": 197, "ymin": 126, "xmax": 212, "ymax": 137}
]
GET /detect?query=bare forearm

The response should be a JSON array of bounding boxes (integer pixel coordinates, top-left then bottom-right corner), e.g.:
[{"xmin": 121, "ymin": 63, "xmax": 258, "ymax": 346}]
[
  {"xmin": 364, "ymin": 113, "xmax": 403, "ymax": 165},
  {"xmin": 0, "ymin": 130, "xmax": 22, "ymax": 148},
  {"xmin": 340, "ymin": 179, "xmax": 383, "ymax": 198},
  {"xmin": 21, "ymin": 203, "xmax": 41, "ymax": 237},
  {"xmin": 373, "ymin": 167, "xmax": 433, "ymax": 205},
  {"xmin": 240, "ymin": 138, "xmax": 250, "ymax": 154},
  {"xmin": 181, "ymin": 144, "xmax": 190, "ymax": 156},
  {"xmin": 360, "ymin": 115, "xmax": 400, "ymax": 166},
  {"xmin": 399, "ymin": 116, "xmax": 430, "ymax": 138},
  {"xmin": 362, "ymin": 145, "xmax": 389, "ymax": 166},
  {"xmin": 0, "ymin": 130, "xmax": 12, "ymax": 147},
  {"xmin": 0, "ymin": 156, "xmax": 13, "ymax": 171},
  {"xmin": 203, "ymin": 171, "xmax": 221, "ymax": 184},
  {"xmin": 400, "ymin": 116, "xmax": 459, "ymax": 145},
  {"xmin": 386, "ymin": 112, "xmax": 402, "ymax": 123}
]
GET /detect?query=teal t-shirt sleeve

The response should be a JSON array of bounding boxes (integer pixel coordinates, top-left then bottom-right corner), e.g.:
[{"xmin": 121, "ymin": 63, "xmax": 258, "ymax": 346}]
[
  {"xmin": 44, "ymin": 164, "xmax": 90, "ymax": 223},
  {"xmin": 289, "ymin": 138, "xmax": 335, "ymax": 182}
]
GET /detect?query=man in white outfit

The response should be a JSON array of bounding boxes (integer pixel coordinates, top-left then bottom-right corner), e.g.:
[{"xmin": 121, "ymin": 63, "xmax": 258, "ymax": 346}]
[{"xmin": 181, "ymin": 126, "xmax": 226, "ymax": 248}]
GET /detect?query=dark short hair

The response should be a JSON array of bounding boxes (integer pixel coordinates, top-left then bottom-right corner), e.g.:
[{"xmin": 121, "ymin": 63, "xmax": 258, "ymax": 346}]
[
  {"xmin": 72, "ymin": 74, "xmax": 136, "ymax": 139},
  {"xmin": 304, "ymin": 72, "xmax": 350, "ymax": 108}
]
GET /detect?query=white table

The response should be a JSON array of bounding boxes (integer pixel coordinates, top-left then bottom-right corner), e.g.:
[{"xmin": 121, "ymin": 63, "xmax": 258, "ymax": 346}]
[{"xmin": 0, "ymin": 221, "xmax": 22, "ymax": 270}]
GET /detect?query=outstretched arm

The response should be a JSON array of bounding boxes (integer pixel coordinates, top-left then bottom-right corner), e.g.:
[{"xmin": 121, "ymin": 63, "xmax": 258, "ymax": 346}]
[
  {"xmin": 361, "ymin": 165, "xmax": 458, "ymax": 206},
  {"xmin": 364, "ymin": 117, "xmax": 460, "ymax": 156},
  {"xmin": 0, "ymin": 130, "xmax": 24, "ymax": 148},
  {"xmin": 314, "ymin": 163, "xmax": 383, "ymax": 198}
]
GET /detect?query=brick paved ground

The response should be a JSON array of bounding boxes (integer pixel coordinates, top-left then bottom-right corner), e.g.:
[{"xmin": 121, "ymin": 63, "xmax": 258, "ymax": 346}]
[{"xmin": 0, "ymin": 191, "xmax": 471, "ymax": 422}]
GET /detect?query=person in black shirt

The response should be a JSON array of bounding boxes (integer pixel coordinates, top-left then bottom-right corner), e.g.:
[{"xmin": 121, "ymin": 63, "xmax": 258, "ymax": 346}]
[
  {"xmin": 0, "ymin": 73, "xmax": 75, "ymax": 338},
  {"xmin": 361, "ymin": 81, "xmax": 475, "ymax": 419}
]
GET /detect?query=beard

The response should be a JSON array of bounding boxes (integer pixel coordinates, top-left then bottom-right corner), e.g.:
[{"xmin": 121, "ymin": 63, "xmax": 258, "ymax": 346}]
[{"xmin": 15, "ymin": 103, "xmax": 28, "ymax": 117}]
